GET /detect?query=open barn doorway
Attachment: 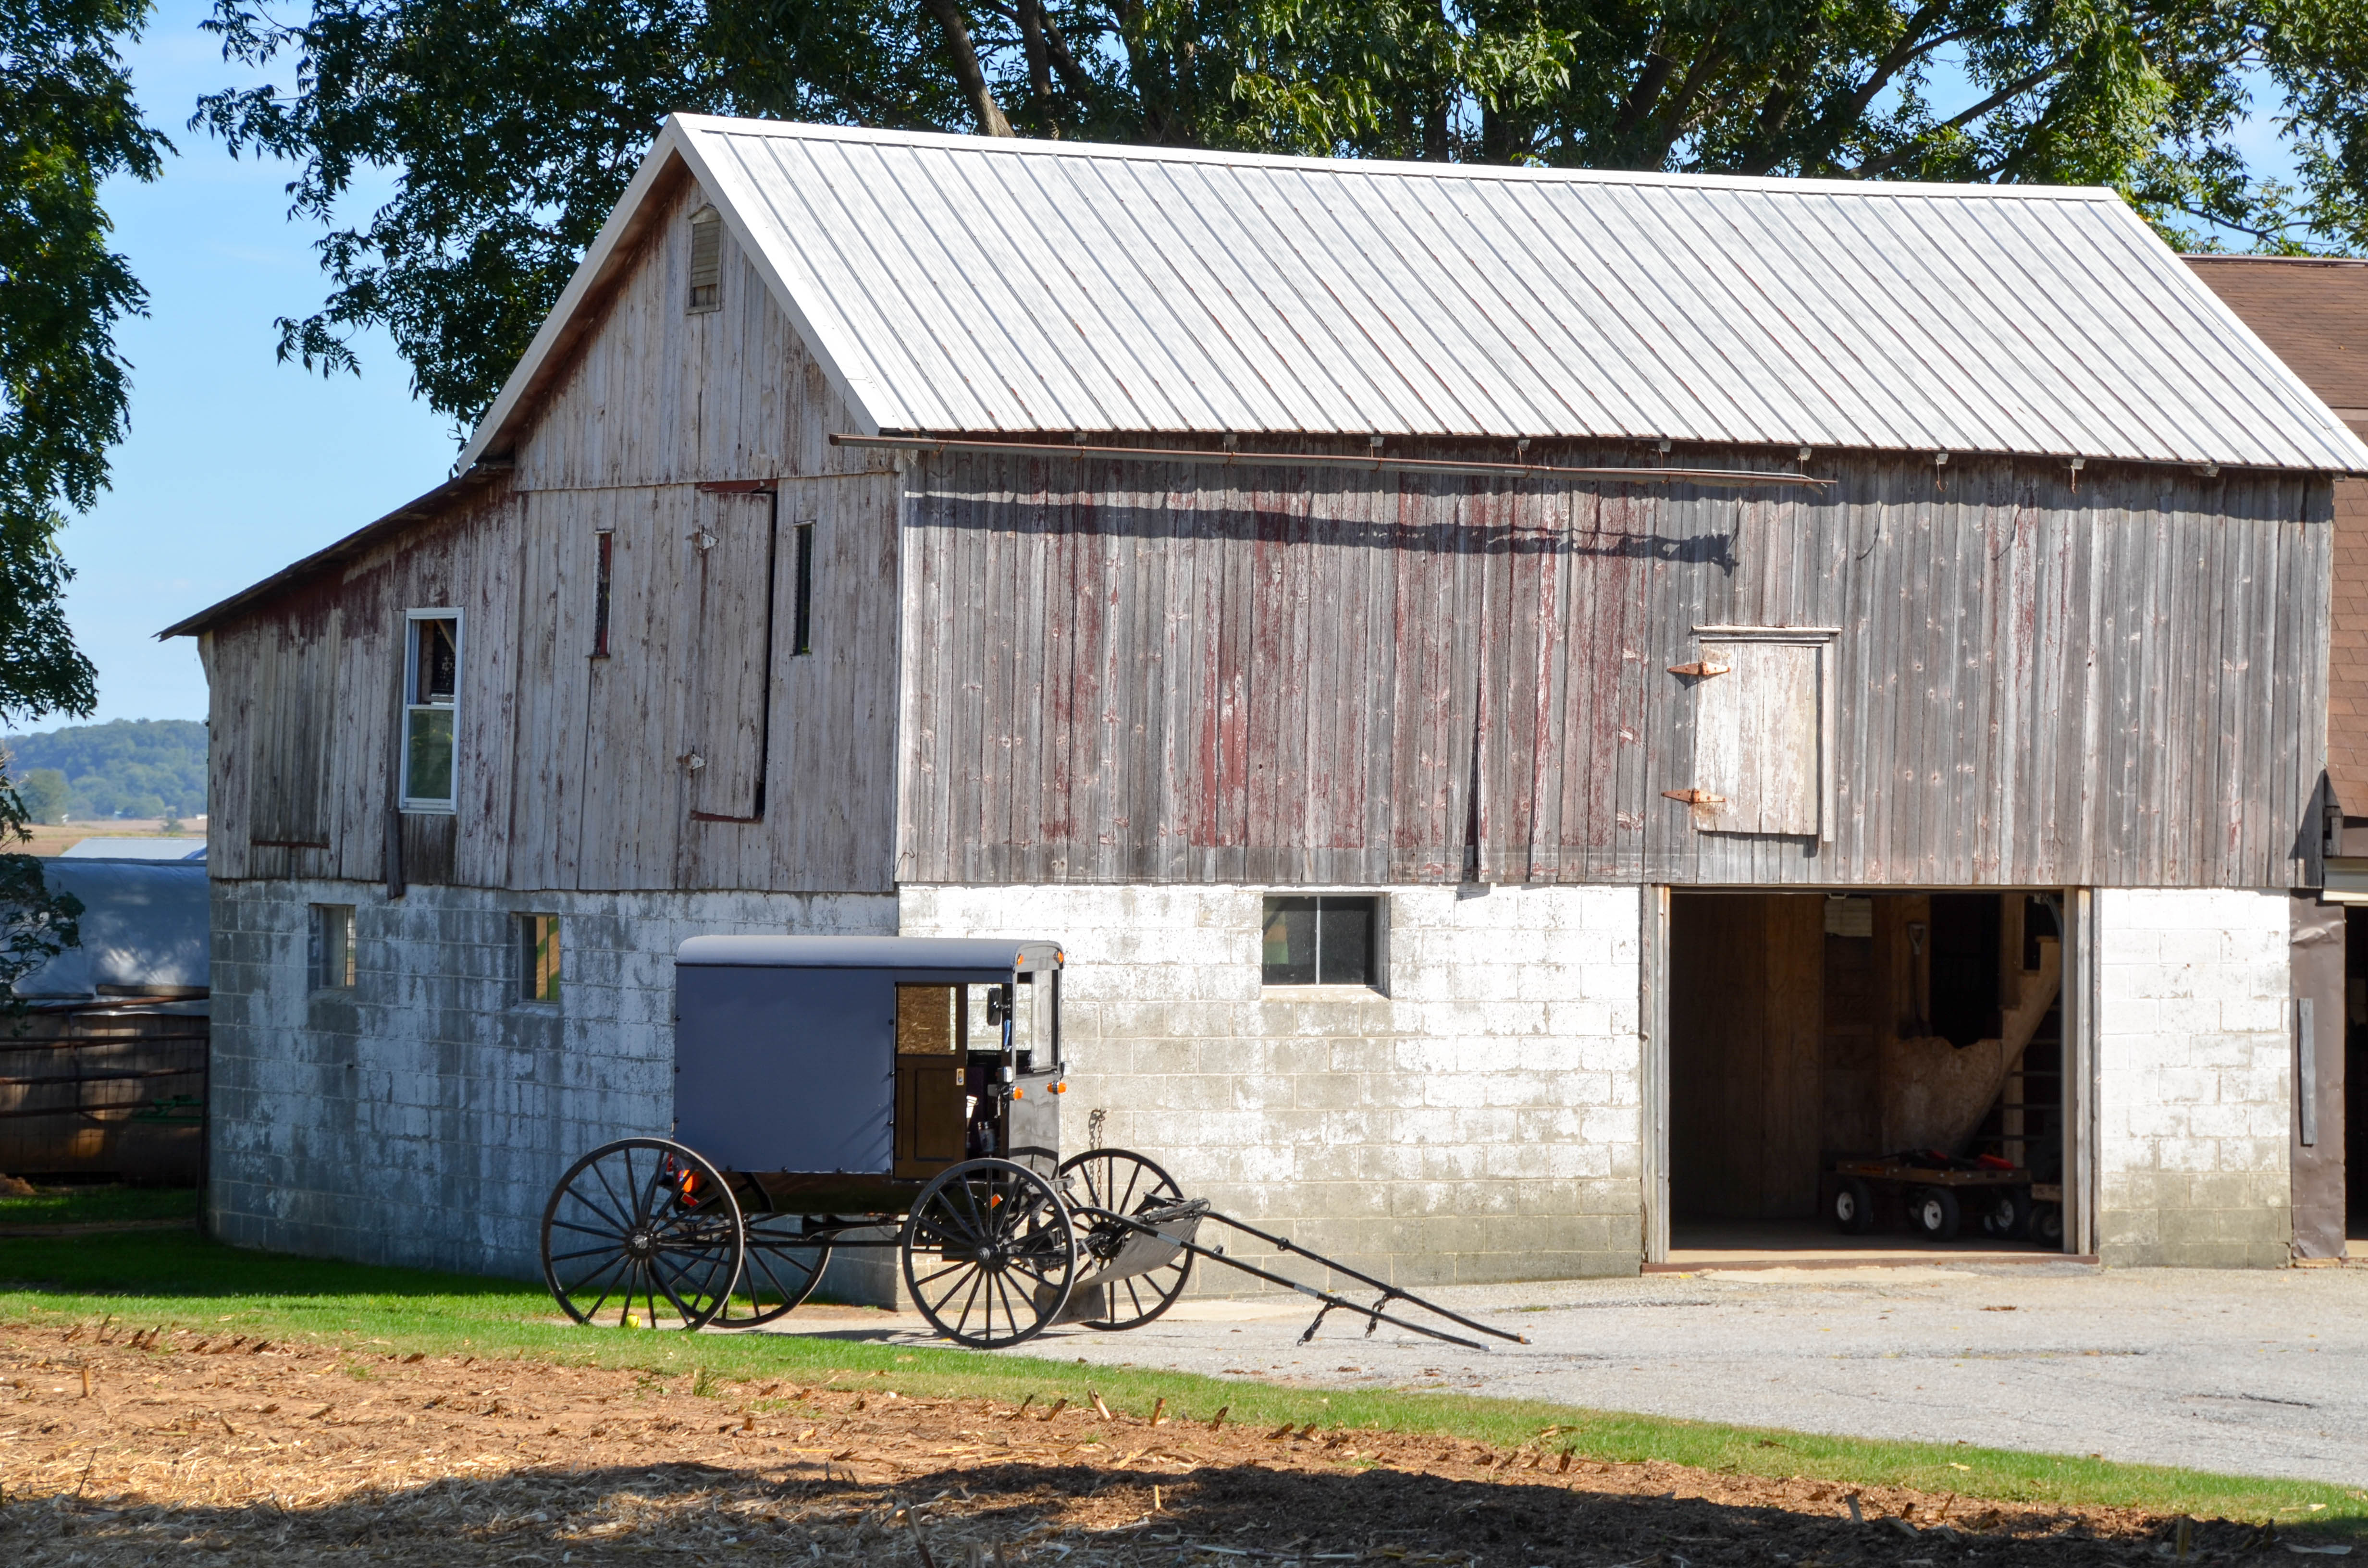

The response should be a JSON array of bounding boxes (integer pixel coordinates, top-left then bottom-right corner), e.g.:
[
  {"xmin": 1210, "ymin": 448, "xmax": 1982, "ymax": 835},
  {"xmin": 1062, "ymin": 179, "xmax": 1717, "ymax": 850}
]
[{"xmin": 1663, "ymin": 891, "xmax": 2067, "ymax": 1262}]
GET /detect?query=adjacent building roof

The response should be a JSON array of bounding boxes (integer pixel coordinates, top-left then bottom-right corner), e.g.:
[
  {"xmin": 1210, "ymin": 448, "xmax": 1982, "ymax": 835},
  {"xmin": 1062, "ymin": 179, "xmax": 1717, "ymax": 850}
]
[
  {"xmin": 463, "ymin": 117, "xmax": 2368, "ymax": 474},
  {"xmin": 12, "ymin": 859, "xmax": 209, "ymax": 1001},
  {"xmin": 2185, "ymin": 257, "xmax": 2368, "ymax": 424}
]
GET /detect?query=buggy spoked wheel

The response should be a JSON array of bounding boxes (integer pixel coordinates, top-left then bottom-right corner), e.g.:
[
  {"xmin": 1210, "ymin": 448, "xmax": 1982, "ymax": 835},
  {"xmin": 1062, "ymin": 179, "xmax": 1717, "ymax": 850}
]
[
  {"xmin": 1058, "ymin": 1147, "xmax": 1194, "ymax": 1330},
  {"xmin": 902, "ymin": 1158, "xmax": 1076, "ymax": 1349},
  {"xmin": 712, "ymin": 1213, "xmax": 833, "ymax": 1328},
  {"xmin": 541, "ymin": 1138, "xmax": 742, "ymax": 1331}
]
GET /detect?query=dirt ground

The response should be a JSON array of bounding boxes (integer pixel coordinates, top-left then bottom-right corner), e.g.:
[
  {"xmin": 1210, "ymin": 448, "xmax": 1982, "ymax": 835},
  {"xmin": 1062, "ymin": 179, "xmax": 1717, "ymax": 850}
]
[{"xmin": 0, "ymin": 1318, "xmax": 2311, "ymax": 1566}]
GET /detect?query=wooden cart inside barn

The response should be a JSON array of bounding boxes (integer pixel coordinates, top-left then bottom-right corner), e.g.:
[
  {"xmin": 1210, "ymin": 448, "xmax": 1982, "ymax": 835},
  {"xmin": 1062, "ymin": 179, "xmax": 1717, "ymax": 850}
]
[{"xmin": 541, "ymin": 936, "xmax": 1520, "ymax": 1351}]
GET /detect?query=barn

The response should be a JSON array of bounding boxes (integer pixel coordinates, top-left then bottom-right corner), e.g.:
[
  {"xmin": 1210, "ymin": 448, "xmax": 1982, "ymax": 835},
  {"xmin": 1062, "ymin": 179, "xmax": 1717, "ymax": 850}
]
[{"xmin": 166, "ymin": 117, "xmax": 2368, "ymax": 1287}]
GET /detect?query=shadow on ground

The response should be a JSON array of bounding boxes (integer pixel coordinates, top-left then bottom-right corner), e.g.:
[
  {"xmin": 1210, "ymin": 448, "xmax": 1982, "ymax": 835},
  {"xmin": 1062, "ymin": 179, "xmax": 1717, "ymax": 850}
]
[{"xmin": 0, "ymin": 1455, "xmax": 2269, "ymax": 1567}]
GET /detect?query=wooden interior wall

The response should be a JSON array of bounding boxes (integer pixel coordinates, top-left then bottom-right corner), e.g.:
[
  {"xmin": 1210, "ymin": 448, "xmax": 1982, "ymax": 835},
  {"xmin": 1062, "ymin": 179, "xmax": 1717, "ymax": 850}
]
[
  {"xmin": 207, "ymin": 165, "xmax": 898, "ymax": 894},
  {"xmin": 898, "ymin": 447, "xmax": 2331, "ymax": 889},
  {"xmin": 1668, "ymin": 893, "xmax": 1825, "ymax": 1222}
]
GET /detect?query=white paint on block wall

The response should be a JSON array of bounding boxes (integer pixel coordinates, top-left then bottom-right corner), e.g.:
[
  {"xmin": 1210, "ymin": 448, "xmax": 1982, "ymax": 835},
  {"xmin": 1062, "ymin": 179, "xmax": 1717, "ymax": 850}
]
[
  {"xmin": 2092, "ymin": 887, "xmax": 2293, "ymax": 1267},
  {"xmin": 899, "ymin": 882, "xmax": 1647, "ymax": 1289},
  {"xmin": 207, "ymin": 880, "xmax": 895, "ymax": 1279}
]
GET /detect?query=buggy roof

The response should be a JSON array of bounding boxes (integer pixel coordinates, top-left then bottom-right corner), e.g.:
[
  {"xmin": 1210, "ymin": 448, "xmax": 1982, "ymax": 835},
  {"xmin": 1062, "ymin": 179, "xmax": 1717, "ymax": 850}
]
[{"xmin": 675, "ymin": 935, "xmax": 1062, "ymax": 974}]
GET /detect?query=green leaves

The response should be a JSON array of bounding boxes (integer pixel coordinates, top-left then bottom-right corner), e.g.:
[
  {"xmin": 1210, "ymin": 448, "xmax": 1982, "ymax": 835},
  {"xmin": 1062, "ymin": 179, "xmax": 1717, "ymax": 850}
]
[{"xmin": 195, "ymin": 0, "xmax": 2368, "ymax": 430}]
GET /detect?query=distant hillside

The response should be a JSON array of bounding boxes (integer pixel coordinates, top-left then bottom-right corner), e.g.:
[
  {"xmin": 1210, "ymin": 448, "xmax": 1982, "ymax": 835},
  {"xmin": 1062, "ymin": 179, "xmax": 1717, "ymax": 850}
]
[{"xmin": 3, "ymin": 720, "xmax": 208, "ymax": 823}]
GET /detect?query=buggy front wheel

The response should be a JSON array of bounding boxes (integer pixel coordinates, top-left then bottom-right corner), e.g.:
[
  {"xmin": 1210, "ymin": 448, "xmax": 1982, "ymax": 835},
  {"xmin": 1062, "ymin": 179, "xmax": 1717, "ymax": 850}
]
[
  {"xmin": 902, "ymin": 1158, "xmax": 1076, "ymax": 1349},
  {"xmin": 1058, "ymin": 1147, "xmax": 1194, "ymax": 1330},
  {"xmin": 541, "ymin": 1138, "xmax": 743, "ymax": 1331}
]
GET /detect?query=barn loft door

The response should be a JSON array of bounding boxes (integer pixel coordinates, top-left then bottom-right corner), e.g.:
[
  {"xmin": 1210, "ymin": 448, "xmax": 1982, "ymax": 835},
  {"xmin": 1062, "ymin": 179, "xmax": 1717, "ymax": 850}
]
[
  {"xmin": 247, "ymin": 612, "xmax": 340, "ymax": 849},
  {"xmin": 1675, "ymin": 630, "xmax": 1835, "ymax": 838},
  {"xmin": 683, "ymin": 490, "xmax": 777, "ymax": 821}
]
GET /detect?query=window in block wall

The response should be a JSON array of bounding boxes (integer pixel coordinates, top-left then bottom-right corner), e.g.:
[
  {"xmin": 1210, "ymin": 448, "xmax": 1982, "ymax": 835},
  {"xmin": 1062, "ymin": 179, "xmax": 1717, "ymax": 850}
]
[
  {"xmin": 401, "ymin": 611, "xmax": 461, "ymax": 811},
  {"xmin": 1261, "ymin": 895, "xmax": 1381, "ymax": 988},
  {"xmin": 520, "ymin": 914, "xmax": 561, "ymax": 1003},
  {"xmin": 310, "ymin": 904, "xmax": 356, "ymax": 991}
]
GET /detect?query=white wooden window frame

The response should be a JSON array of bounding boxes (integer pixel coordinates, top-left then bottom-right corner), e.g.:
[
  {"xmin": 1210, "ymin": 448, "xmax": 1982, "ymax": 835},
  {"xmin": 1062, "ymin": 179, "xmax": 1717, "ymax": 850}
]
[
  {"xmin": 399, "ymin": 607, "xmax": 463, "ymax": 814},
  {"xmin": 1685, "ymin": 624, "xmax": 1838, "ymax": 841}
]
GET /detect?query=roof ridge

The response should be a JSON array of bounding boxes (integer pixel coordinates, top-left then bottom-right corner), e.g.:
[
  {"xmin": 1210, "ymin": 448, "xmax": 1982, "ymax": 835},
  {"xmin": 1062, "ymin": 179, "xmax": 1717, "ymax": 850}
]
[{"xmin": 670, "ymin": 113, "xmax": 2121, "ymax": 203}]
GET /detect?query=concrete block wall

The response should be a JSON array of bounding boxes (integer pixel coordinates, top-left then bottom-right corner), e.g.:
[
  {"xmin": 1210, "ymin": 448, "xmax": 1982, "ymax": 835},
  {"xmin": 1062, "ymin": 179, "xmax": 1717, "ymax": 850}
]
[
  {"xmin": 2094, "ymin": 887, "xmax": 2293, "ymax": 1268},
  {"xmin": 899, "ymin": 882, "xmax": 1646, "ymax": 1292},
  {"xmin": 207, "ymin": 880, "xmax": 894, "ymax": 1279}
]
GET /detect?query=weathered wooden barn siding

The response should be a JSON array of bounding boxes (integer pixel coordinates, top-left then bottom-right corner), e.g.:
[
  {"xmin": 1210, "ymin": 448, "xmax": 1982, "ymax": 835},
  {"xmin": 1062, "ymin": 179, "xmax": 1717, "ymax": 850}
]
[
  {"xmin": 207, "ymin": 166, "xmax": 900, "ymax": 894},
  {"xmin": 896, "ymin": 445, "xmax": 2331, "ymax": 889}
]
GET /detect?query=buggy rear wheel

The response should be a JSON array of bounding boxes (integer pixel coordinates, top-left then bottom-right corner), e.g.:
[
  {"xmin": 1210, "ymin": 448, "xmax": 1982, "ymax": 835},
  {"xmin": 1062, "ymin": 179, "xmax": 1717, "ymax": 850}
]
[
  {"xmin": 902, "ymin": 1158, "xmax": 1076, "ymax": 1349},
  {"xmin": 541, "ymin": 1138, "xmax": 742, "ymax": 1331},
  {"xmin": 1057, "ymin": 1147, "xmax": 1195, "ymax": 1330},
  {"xmin": 712, "ymin": 1213, "xmax": 833, "ymax": 1328}
]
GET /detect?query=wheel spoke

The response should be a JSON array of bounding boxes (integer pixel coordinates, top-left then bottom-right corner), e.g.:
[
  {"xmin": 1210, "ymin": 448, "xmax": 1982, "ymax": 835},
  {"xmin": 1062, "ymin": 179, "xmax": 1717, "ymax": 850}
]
[
  {"xmin": 925, "ymin": 1262, "xmax": 981, "ymax": 1321},
  {"xmin": 549, "ymin": 1243, "xmax": 629, "ymax": 1265},
  {"xmin": 548, "ymin": 1216, "xmax": 629, "ymax": 1241}
]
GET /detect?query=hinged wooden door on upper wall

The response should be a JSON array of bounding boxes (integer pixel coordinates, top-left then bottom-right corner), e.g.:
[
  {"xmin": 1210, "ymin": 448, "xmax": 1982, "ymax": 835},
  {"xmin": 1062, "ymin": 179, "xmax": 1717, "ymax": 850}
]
[
  {"xmin": 1673, "ymin": 628, "xmax": 1837, "ymax": 839},
  {"xmin": 682, "ymin": 489, "xmax": 777, "ymax": 822}
]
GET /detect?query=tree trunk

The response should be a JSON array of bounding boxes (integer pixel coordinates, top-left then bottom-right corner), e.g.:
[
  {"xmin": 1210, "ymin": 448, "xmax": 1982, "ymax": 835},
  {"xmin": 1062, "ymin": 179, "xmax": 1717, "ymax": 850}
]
[{"xmin": 920, "ymin": 0, "xmax": 1014, "ymax": 137}]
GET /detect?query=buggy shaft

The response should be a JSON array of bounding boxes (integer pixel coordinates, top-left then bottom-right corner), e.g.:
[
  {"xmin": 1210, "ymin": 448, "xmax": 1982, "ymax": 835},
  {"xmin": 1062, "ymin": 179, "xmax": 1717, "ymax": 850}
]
[
  {"xmin": 1073, "ymin": 1206, "xmax": 1501, "ymax": 1352},
  {"xmin": 1196, "ymin": 1210, "xmax": 1528, "ymax": 1345}
]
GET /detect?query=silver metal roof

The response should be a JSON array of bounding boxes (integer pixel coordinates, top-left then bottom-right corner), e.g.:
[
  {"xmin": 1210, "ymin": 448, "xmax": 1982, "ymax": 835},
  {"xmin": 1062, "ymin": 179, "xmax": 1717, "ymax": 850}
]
[
  {"xmin": 464, "ymin": 117, "xmax": 2368, "ymax": 473},
  {"xmin": 12, "ymin": 859, "xmax": 209, "ymax": 1000}
]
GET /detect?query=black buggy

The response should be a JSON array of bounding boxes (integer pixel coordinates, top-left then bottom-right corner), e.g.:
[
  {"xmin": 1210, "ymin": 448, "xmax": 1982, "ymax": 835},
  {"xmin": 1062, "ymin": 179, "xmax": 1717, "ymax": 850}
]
[{"xmin": 539, "ymin": 936, "xmax": 1519, "ymax": 1352}]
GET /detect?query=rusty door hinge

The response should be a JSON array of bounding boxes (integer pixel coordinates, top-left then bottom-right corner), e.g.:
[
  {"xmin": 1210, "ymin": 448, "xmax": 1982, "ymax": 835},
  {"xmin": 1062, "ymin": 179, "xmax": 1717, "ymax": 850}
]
[
  {"xmin": 1666, "ymin": 661, "xmax": 1732, "ymax": 678},
  {"xmin": 1661, "ymin": 788, "xmax": 1727, "ymax": 806}
]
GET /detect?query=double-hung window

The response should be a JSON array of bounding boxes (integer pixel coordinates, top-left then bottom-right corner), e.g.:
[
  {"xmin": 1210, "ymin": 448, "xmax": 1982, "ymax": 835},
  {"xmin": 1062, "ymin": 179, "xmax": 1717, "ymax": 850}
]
[{"xmin": 401, "ymin": 611, "xmax": 461, "ymax": 811}]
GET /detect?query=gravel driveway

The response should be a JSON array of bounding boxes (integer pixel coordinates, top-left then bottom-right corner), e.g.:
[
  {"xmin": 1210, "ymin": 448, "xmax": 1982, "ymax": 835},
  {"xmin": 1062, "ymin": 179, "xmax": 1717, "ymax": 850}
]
[{"xmin": 773, "ymin": 1262, "xmax": 2368, "ymax": 1486}]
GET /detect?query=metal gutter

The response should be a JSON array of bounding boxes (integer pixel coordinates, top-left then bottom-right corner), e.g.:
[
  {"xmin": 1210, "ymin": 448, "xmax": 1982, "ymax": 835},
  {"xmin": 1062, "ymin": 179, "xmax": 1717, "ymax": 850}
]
[{"xmin": 830, "ymin": 434, "xmax": 1833, "ymax": 489}]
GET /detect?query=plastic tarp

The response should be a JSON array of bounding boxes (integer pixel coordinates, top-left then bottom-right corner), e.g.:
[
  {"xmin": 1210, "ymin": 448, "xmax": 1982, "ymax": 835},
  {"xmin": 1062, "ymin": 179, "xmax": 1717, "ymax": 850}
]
[{"xmin": 10, "ymin": 858, "xmax": 209, "ymax": 999}]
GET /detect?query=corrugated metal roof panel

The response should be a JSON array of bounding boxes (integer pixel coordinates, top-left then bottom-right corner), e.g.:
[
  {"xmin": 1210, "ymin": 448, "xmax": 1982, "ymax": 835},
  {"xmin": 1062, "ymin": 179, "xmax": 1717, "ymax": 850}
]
[{"xmin": 623, "ymin": 118, "xmax": 2368, "ymax": 470}]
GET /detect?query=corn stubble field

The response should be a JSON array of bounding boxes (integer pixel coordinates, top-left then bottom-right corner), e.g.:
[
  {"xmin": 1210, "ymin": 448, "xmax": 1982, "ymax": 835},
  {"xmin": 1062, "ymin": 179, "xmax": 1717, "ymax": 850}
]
[{"xmin": 0, "ymin": 1318, "xmax": 2300, "ymax": 1566}]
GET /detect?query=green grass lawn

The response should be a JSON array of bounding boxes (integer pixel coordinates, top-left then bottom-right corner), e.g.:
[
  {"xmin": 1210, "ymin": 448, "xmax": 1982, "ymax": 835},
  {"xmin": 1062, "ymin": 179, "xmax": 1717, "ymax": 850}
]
[
  {"xmin": 0, "ymin": 1218, "xmax": 2360, "ymax": 1536},
  {"xmin": 0, "ymin": 1181, "xmax": 201, "ymax": 1227}
]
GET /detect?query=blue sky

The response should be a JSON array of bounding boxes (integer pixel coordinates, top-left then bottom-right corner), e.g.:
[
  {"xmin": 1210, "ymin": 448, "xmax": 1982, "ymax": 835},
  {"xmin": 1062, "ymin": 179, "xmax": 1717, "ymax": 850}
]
[{"xmin": 35, "ymin": 7, "xmax": 2313, "ymax": 732}]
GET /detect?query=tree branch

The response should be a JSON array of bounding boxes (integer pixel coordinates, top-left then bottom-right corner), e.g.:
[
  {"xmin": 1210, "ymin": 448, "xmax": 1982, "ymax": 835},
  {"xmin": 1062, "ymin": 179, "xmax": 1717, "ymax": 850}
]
[
  {"xmin": 1845, "ymin": 62, "xmax": 2060, "ymax": 179},
  {"xmin": 918, "ymin": 0, "xmax": 1014, "ymax": 136}
]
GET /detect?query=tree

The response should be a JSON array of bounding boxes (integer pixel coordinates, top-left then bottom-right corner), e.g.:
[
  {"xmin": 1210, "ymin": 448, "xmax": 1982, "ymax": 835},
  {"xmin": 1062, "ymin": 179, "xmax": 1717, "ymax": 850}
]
[
  {"xmin": 0, "ymin": 0, "xmax": 152, "ymax": 992},
  {"xmin": 197, "ymin": 0, "xmax": 2368, "ymax": 429}
]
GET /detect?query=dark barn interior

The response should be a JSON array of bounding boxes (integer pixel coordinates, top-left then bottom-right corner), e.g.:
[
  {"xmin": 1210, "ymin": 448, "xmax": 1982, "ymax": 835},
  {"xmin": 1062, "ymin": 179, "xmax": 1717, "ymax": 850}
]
[{"xmin": 1667, "ymin": 891, "xmax": 2065, "ymax": 1254}]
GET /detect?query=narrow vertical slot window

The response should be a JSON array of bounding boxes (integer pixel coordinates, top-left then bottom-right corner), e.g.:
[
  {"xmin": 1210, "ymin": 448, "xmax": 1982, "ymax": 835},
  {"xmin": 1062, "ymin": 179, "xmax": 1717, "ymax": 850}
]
[
  {"xmin": 592, "ymin": 530, "xmax": 613, "ymax": 658},
  {"xmin": 520, "ymin": 914, "xmax": 561, "ymax": 1003},
  {"xmin": 311, "ymin": 904, "xmax": 356, "ymax": 991},
  {"xmin": 400, "ymin": 611, "xmax": 460, "ymax": 811},
  {"xmin": 686, "ymin": 207, "xmax": 721, "ymax": 313},
  {"xmin": 791, "ymin": 521, "xmax": 815, "ymax": 656}
]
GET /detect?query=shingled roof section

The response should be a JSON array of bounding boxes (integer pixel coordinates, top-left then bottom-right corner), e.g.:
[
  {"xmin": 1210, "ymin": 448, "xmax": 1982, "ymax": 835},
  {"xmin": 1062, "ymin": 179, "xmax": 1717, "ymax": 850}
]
[
  {"xmin": 2188, "ymin": 257, "xmax": 2368, "ymax": 814},
  {"xmin": 461, "ymin": 116, "xmax": 2368, "ymax": 475}
]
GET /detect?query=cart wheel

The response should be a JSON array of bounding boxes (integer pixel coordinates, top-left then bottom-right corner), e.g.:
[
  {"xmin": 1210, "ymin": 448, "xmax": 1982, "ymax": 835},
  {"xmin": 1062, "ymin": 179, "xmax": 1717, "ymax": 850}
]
[
  {"xmin": 2030, "ymin": 1201, "xmax": 2064, "ymax": 1248},
  {"xmin": 1058, "ymin": 1147, "xmax": 1195, "ymax": 1330},
  {"xmin": 712, "ymin": 1213, "xmax": 834, "ymax": 1328},
  {"xmin": 541, "ymin": 1138, "xmax": 742, "ymax": 1331},
  {"xmin": 1906, "ymin": 1185, "xmax": 1961, "ymax": 1242},
  {"xmin": 1831, "ymin": 1178, "xmax": 1877, "ymax": 1235},
  {"xmin": 903, "ymin": 1158, "xmax": 1076, "ymax": 1349},
  {"xmin": 1977, "ymin": 1187, "xmax": 2032, "ymax": 1241}
]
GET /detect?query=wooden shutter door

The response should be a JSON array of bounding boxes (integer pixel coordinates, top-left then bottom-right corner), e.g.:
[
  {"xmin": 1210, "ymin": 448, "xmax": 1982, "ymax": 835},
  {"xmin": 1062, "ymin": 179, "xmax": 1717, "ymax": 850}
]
[
  {"xmin": 1692, "ymin": 640, "xmax": 1821, "ymax": 835},
  {"xmin": 684, "ymin": 490, "xmax": 776, "ymax": 821}
]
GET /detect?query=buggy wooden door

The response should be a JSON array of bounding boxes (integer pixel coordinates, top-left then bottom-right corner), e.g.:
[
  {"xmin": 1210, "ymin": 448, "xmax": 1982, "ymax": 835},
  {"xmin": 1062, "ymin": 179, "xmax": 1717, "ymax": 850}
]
[
  {"xmin": 893, "ymin": 984, "xmax": 969, "ymax": 1178},
  {"xmin": 683, "ymin": 489, "xmax": 777, "ymax": 822}
]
